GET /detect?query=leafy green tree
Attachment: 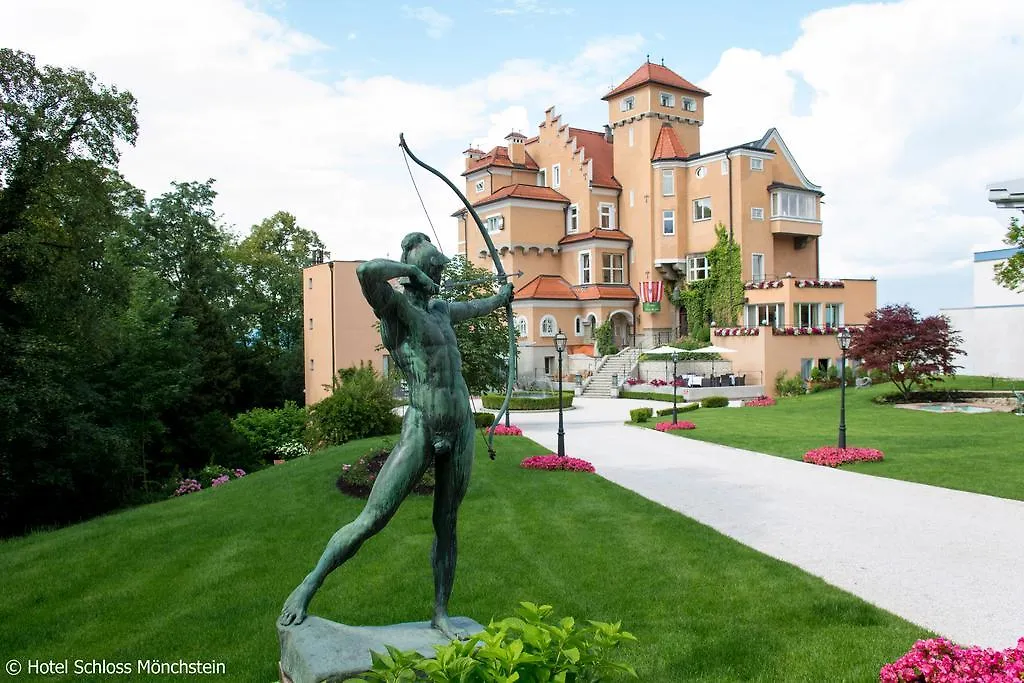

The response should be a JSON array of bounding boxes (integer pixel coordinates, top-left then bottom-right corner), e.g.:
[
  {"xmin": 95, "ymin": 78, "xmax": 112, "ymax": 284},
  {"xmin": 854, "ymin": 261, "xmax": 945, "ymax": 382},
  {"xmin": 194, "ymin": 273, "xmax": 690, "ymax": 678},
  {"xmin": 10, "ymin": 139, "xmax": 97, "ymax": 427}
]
[
  {"xmin": 0, "ymin": 49, "xmax": 142, "ymax": 535},
  {"xmin": 993, "ymin": 216, "xmax": 1024, "ymax": 292},
  {"xmin": 228, "ymin": 211, "xmax": 325, "ymax": 406},
  {"xmin": 440, "ymin": 256, "xmax": 513, "ymax": 395}
]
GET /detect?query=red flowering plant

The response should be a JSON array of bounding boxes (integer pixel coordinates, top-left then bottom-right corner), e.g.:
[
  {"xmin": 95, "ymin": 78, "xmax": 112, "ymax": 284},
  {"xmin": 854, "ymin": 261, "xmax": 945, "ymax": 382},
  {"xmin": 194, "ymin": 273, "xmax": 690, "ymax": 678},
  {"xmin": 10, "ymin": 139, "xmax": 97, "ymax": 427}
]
[
  {"xmin": 880, "ymin": 636, "xmax": 1024, "ymax": 682},
  {"xmin": 492, "ymin": 424, "xmax": 523, "ymax": 436},
  {"xmin": 648, "ymin": 378, "xmax": 668, "ymax": 387},
  {"xmin": 625, "ymin": 377, "xmax": 644, "ymax": 386},
  {"xmin": 520, "ymin": 455, "xmax": 595, "ymax": 473},
  {"xmin": 743, "ymin": 396, "xmax": 776, "ymax": 407},
  {"xmin": 794, "ymin": 279, "xmax": 845, "ymax": 288},
  {"xmin": 803, "ymin": 446, "xmax": 884, "ymax": 467},
  {"xmin": 714, "ymin": 327, "xmax": 759, "ymax": 336},
  {"xmin": 773, "ymin": 325, "xmax": 851, "ymax": 336},
  {"xmin": 655, "ymin": 421, "xmax": 696, "ymax": 431},
  {"xmin": 743, "ymin": 280, "xmax": 784, "ymax": 289}
]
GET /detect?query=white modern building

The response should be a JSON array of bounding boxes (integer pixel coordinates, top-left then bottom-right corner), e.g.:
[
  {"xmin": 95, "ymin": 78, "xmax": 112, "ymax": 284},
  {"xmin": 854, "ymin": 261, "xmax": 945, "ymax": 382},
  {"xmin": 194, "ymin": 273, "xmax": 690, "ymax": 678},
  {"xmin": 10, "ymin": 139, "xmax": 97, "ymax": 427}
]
[{"xmin": 940, "ymin": 179, "xmax": 1024, "ymax": 378}]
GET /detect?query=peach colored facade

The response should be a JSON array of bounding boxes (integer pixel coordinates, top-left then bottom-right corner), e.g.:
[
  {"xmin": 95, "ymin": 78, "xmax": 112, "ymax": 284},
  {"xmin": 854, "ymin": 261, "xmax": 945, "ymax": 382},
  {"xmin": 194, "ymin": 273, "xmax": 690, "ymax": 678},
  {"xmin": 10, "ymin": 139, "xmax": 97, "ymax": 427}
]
[
  {"xmin": 454, "ymin": 60, "xmax": 876, "ymax": 390},
  {"xmin": 303, "ymin": 260, "xmax": 387, "ymax": 405}
]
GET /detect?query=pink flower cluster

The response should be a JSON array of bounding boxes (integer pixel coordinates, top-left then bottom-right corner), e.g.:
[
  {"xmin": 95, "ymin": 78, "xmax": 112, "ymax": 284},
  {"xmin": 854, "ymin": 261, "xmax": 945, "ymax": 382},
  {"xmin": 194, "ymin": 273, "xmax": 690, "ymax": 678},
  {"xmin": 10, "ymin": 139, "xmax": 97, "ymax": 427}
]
[
  {"xmin": 649, "ymin": 378, "xmax": 668, "ymax": 387},
  {"xmin": 174, "ymin": 479, "xmax": 201, "ymax": 496},
  {"xmin": 880, "ymin": 637, "xmax": 1024, "ymax": 682},
  {"xmin": 625, "ymin": 377, "xmax": 644, "ymax": 386},
  {"xmin": 744, "ymin": 280, "xmax": 784, "ymax": 289},
  {"xmin": 773, "ymin": 326, "xmax": 854, "ymax": 336},
  {"xmin": 655, "ymin": 421, "xmax": 697, "ymax": 431},
  {"xmin": 211, "ymin": 474, "xmax": 230, "ymax": 487},
  {"xmin": 794, "ymin": 278, "xmax": 844, "ymax": 288},
  {"xmin": 520, "ymin": 455, "xmax": 595, "ymax": 473},
  {"xmin": 803, "ymin": 446, "xmax": 884, "ymax": 467},
  {"xmin": 492, "ymin": 424, "xmax": 522, "ymax": 436},
  {"xmin": 715, "ymin": 327, "xmax": 759, "ymax": 336},
  {"xmin": 743, "ymin": 396, "xmax": 776, "ymax": 407}
]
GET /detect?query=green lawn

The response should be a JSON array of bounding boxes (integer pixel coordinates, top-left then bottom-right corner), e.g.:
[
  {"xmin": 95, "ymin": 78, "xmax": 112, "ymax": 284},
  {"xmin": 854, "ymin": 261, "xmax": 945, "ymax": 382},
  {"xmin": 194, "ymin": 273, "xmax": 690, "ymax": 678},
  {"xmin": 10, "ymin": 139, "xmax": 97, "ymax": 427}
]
[
  {"xmin": 635, "ymin": 377, "xmax": 1024, "ymax": 501},
  {"xmin": 0, "ymin": 435, "xmax": 928, "ymax": 681}
]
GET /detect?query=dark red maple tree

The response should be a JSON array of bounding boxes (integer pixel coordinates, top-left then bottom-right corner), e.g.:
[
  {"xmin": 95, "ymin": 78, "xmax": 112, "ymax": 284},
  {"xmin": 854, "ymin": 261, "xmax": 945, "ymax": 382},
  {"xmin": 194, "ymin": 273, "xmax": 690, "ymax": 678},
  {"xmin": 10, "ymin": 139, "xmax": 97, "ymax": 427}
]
[{"xmin": 848, "ymin": 304, "xmax": 964, "ymax": 400}]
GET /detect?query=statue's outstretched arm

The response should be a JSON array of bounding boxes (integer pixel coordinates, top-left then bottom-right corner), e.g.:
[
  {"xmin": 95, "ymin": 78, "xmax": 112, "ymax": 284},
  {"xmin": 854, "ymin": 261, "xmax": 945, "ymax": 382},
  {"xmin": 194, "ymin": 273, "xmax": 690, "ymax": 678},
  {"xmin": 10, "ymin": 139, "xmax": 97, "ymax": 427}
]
[{"xmin": 449, "ymin": 283, "xmax": 513, "ymax": 323}]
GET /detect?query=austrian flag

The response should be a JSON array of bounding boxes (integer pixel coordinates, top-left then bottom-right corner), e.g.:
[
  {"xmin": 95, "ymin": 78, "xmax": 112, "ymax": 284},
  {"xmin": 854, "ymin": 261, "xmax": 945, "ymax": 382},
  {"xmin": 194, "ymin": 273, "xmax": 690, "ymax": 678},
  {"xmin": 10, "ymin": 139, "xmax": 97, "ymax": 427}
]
[{"xmin": 640, "ymin": 280, "xmax": 664, "ymax": 303}]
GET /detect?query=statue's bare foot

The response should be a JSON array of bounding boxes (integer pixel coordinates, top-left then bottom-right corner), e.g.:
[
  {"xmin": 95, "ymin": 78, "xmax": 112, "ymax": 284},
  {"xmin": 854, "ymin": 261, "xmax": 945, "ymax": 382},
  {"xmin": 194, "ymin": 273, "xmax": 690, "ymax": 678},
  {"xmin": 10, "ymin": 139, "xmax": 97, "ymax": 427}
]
[
  {"xmin": 279, "ymin": 583, "xmax": 314, "ymax": 626},
  {"xmin": 431, "ymin": 614, "xmax": 469, "ymax": 641}
]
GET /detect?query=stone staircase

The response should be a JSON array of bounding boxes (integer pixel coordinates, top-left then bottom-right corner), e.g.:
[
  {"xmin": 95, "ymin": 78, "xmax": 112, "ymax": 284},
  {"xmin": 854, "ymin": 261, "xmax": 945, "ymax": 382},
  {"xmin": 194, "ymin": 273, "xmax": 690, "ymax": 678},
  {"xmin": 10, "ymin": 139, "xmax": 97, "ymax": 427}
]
[{"xmin": 582, "ymin": 347, "xmax": 642, "ymax": 398}]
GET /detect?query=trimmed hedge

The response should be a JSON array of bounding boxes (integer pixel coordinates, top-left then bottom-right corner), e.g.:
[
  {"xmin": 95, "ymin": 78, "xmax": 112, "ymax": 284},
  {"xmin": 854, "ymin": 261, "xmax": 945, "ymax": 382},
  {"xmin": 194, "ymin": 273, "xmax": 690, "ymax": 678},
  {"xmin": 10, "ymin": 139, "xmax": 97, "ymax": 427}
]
[
  {"xmin": 870, "ymin": 390, "xmax": 1014, "ymax": 405},
  {"xmin": 481, "ymin": 392, "xmax": 574, "ymax": 410},
  {"xmin": 656, "ymin": 403, "xmax": 700, "ymax": 417},
  {"xmin": 629, "ymin": 407, "xmax": 653, "ymax": 423},
  {"xmin": 473, "ymin": 412, "xmax": 496, "ymax": 428},
  {"xmin": 619, "ymin": 391, "xmax": 681, "ymax": 403},
  {"xmin": 701, "ymin": 395, "xmax": 729, "ymax": 408}
]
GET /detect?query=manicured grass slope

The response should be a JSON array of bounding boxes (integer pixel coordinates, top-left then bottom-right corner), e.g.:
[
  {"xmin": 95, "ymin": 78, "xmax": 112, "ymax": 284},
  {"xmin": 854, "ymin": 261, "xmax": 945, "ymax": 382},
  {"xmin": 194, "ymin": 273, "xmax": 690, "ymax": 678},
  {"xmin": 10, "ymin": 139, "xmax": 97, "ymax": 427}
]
[
  {"xmin": 0, "ymin": 435, "xmax": 928, "ymax": 681},
  {"xmin": 647, "ymin": 378, "xmax": 1024, "ymax": 500}
]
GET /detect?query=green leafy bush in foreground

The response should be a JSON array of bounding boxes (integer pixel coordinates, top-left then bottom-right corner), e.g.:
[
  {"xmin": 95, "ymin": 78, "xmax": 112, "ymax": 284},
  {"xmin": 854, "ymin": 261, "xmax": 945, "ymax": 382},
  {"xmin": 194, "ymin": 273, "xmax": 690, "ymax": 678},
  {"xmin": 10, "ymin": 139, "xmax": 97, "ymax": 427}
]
[
  {"xmin": 231, "ymin": 401, "xmax": 307, "ymax": 464},
  {"xmin": 346, "ymin": 602, "xmax": 638, "ymax": 683},
  {"xmin": 306, "ymin": 365, "xmax": 400, "ymax": 448},
  {"xmin": 701, "ymin": 395, "xmax": 729, "ymax": 408},
  {"xmin": 656, "ymin": 403, "xmax": 700, "ymax": 417},
  {"xmin": 629, "ymin": 407, "xmax": 653, "ymax": 423}
]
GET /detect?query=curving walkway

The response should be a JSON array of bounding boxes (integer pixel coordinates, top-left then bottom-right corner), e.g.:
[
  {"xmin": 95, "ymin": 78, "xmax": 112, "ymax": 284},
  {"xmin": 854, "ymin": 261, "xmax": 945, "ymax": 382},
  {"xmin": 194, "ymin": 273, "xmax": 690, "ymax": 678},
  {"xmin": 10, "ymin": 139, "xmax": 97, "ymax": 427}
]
[{"xmin": 502, "ymin": 397, "xmax": 1024, "ymax": 649}]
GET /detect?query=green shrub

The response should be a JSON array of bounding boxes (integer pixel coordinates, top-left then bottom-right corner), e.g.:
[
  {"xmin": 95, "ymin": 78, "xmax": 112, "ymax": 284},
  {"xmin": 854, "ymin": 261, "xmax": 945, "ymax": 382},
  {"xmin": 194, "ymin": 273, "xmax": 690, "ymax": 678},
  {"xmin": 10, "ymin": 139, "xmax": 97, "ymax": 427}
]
[
  {"xmin": 473, "ymin": 411, "xmax": 495, "ymax": 428},
  {"xmin": 774, "ymin": 370, "xmax": 805, "ymax": 397},
  {"xmin": 826, "ymin": 365, "xmax": 839, "ymax": 381},
  {"xmin": 619, "ymin": 390, "xmax": 678, "ymax": 402},
  {"xmin": 305, "ymin": 365, "xmax": 400, "ymax": 449},
  {"xmin": 629, "ymin": 407, "xmax": 653, "ymax": 423},
  {"xmin": 701, "ymin": 395, "xmax": 729, "ymax": 408},
  {"xmin": 336, "ymin": 444, "xmax": 434, "ymax": 498},
  {"xmin": 595, "ymin": 320, "xmax": 618, "ymax": 356},
  {"xmin": 656, "ymin": 403, "xmax": 699, "ymax": 416},
  {"xmin": 231, "ymin": 401, "xmax": 307, "ymax": 464},
  {"xmin": 481, "ymin": 392, "xmax": 574, "ymax": 410},
  {"xmin": 348, "ymin": 601, "xmax": 637, "ymax": 683},
  {"xmin": 810, "ymin": 366, "xmax": 824, "ymax": 382}
]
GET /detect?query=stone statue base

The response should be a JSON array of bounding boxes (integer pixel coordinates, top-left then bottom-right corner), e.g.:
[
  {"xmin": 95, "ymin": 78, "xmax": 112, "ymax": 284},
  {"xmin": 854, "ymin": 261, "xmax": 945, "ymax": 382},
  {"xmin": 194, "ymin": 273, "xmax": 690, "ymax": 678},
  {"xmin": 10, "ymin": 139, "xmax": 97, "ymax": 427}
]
[{"xmin": 277, "ymin": 616, "xmax": 485, "ymax": 683}]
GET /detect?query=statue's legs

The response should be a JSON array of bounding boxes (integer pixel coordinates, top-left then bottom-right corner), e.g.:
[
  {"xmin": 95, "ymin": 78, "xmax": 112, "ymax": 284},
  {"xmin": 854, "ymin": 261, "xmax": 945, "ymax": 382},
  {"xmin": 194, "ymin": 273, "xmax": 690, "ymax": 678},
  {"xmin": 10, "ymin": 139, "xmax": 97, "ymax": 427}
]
[
  {"xmin": 430, "ymin": 417, "xmax": 475, "ymax": 639},
  {"xmin": 279, "ymin": 412, "xmax": 431, "ymax": 626}
]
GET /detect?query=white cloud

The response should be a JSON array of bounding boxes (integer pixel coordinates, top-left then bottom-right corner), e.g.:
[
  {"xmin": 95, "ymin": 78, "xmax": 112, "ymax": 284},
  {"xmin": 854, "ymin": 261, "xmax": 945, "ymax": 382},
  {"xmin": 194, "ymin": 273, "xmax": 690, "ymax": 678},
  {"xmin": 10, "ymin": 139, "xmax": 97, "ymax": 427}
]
[
  {"xmin": 699, "ymin": 0, "xmax": 1024, "ymax": 284},
  {"xmin": 401, "ymin": 5, "xmax": 452, "ymax": 39},
  {"xmin": 490, "ymin": 0, "xmax": 574, "ymax": 16}
]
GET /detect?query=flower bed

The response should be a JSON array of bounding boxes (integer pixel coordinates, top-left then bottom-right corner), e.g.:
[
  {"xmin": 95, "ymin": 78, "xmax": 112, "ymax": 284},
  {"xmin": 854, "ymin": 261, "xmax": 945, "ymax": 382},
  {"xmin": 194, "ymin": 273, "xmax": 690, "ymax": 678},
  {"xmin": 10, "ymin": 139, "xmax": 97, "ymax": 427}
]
[
  {"xmin": 880, "ymin": 637, "xmax": 1024, "ymax": 682},
  {"xmin": 743, "ymin": 396, "xmax": 776, "ymax": 407},
  {"xmin": 714, "ymin": 327, "xmax": 759, "ymax": 336},
  {"xmin": 520, "ymin": 455, "xmax": 595, "ymax": 473},
  {"xmin": 625, "ymin": 377, "xmax": 644, "ymax": 386},
  {"xmin": 337, "ymin": 446, "xmax": 435, "ymax": 497},
  {"xmin": 744, "ymin": 280, "xmax": 783, "ymax": 289},
  {"xmin": 794, "ymin": 278, "xmax": 844, "ymax": 288},
  {"xmin": 173, "ymin": 467, "xmax": 246, "ymax": 497},
  {"xmin": 655, "ymin": 421, "xmax": 696, "ymax": 431},
  {"xmin": 803, "ymin": 446, "xmax": 884, "ymax": 467},
  {"xmin": 772, "ymin": 325, "xmax": 855, "ymax": 336},
  {"xmin": 491, "ymin": 424, "xmax": 522, "ymax": 436}
]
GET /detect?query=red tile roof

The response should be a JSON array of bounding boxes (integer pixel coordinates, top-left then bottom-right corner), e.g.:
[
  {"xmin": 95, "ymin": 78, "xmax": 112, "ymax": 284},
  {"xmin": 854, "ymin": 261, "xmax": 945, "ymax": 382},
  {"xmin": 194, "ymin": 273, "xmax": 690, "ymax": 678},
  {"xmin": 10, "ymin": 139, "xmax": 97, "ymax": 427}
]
[
  {"xmin": 602, "ymin": 62, "xmax": 711, "ymax": 100},
  {"xmin": 472, "ymin": 184, "xmax": 570, "ymax": 208},
  {"xmin": 573, "ymin": 284, "xmax": 638, "ymax": 301},
  {"xmin": 516, "ymin": 276, "xmax": 638, "ymax": 302},
  {"xmin": 652, "ymin": 123, "xmax": 687, "ymax": 161},
  {"xmin": 516, "ymin": 275, "xmax": 576, "ymax": 300},
  {"xmin": 567, "ymin": 127, "xmax": 620, "ymax": 189},
  {"xmin": 462, "ymin": 146, "xmax": 539, "ymax": 175},
  {"xmin": 558, "ymin": 228, "xmax": 632, "ymax": 245}
]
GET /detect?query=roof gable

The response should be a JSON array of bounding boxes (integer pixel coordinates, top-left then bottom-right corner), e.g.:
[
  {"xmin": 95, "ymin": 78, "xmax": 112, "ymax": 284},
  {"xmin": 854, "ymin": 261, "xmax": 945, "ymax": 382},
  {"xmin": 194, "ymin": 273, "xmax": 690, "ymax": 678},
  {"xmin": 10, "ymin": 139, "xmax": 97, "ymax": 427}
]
[
  {"xmin": 652, "ymin": 124, "xmax": 687, "ymax": 161},
  {"xmin": 603, "ymin": 62, "xmax": 711, "ymax": 100},
  {"xmin": 462, "ymin": 146, "xmax": 540, "ymax": 176},
  {"xmin": 756, "ymin": 128, "xmax": 820, "ymax": 192}
]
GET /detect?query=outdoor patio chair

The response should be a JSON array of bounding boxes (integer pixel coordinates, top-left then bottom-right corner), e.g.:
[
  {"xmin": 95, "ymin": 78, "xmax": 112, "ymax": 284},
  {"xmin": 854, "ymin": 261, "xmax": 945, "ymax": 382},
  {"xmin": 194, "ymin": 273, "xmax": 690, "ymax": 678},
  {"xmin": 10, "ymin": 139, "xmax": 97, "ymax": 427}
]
[{"xmin": 735, "ymin": 375, "xmax": 745, "ymax": 386}]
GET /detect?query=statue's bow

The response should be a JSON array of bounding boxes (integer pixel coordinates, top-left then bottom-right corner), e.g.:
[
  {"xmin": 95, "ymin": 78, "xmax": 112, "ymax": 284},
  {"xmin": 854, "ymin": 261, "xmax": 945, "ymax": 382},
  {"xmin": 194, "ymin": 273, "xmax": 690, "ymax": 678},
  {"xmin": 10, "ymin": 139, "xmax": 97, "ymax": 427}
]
[{"xmin": 399, "ymin": 133, "xmax": 516, "ymax": 460}]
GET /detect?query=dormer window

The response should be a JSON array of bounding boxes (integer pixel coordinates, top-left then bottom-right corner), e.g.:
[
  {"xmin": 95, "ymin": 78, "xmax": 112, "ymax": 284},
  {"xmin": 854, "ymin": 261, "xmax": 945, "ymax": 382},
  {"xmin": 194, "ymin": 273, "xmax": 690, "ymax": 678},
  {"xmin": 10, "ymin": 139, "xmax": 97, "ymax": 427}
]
[
  {"xmin": 620, "ymin": 96, "xmax": 635, "ymax": 112},
  {"xmin": 659, "ymin": 92, "xmax": 675, "ymax": 107},
  {"xmin": 682, "ymin": 97, "xmax": 697, "ymax": 112},
  {"xmin": 475, "ymin": 180, "xmax": 485, "ymax": 193}
]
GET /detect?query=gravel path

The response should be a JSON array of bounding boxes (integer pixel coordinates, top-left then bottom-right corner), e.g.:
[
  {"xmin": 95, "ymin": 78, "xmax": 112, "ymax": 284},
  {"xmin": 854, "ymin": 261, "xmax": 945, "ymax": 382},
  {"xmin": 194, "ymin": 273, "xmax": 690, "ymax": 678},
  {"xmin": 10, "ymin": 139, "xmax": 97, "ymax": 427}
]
[{"xmin": 502, "ymin": 396, "xmax": 1024, "ymax": 649}]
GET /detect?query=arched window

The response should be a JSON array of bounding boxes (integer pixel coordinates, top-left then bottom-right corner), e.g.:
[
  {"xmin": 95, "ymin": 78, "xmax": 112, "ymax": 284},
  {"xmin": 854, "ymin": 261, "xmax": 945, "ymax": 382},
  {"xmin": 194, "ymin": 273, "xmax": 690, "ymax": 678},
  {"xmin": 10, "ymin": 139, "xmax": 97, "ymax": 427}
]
[
  {"xmin": 540, "ymin": 315, "xmax": 557, "ymax": 337},
  {"xmin": 574, "ymin": 315, "xmax": 583, "ymax": 337},
  {"xmin": 514, "ymin": 316, "xmax": 528, "ymax": 338}
]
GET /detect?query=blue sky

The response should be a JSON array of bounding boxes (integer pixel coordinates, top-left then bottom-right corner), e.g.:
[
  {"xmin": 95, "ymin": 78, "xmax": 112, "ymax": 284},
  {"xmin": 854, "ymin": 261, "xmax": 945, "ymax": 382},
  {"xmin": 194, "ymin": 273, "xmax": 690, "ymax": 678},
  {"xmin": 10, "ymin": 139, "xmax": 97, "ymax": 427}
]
[{"xmin": 3, "ymin": 0, "xmax": 1023, "ymax": 315}]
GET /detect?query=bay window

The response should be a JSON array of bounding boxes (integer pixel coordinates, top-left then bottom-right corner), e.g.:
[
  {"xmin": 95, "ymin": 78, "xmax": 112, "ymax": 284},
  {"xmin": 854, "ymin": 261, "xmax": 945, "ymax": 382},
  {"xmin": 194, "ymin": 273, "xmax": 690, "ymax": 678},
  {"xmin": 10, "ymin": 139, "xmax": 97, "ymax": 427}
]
[{"xmin": 771, "ymin": 190, "xmax": 817, "ymax": 220}]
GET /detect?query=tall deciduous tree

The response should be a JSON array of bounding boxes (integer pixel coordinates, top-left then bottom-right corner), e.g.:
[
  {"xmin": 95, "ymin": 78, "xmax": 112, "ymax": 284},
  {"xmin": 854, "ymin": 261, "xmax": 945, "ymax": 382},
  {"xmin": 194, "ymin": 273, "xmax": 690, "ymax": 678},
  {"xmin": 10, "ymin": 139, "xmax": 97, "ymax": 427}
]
[
  {"xmin": 441, "ymin": 256, "xmax": 513, "ymax": 396},
  {"xmin": 228, "ymin": 211, "xmax": 324, "ymax": 406},
  {"xmin": 993, "ymin": 216, "xmax": 1024, "ymax": 292},
  {"xmin": 848, "ymin": 304, "xmax": 965, "ymax": 400}
]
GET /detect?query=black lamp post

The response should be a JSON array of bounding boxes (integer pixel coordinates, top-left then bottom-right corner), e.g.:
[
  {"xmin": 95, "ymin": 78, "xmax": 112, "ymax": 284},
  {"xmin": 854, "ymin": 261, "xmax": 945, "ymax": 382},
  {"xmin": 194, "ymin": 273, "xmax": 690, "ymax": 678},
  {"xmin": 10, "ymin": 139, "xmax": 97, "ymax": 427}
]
[
  {"xmin": 554, "ymin": 330, "xmax": 568, "ymax": 458},
  {"xmin": 671, "ymin": 350, "xmax": 679, "ymax": 424},
  {"xmin": 837, "ymin": 328, "xmax": 852, "ymax": 449}
]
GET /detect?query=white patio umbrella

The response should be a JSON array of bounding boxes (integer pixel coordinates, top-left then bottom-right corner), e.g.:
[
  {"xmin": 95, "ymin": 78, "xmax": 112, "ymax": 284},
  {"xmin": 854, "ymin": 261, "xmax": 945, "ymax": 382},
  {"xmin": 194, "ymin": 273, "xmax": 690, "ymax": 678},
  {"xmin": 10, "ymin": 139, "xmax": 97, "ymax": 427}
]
[
  {"xmin": 643, "ymin": 345, "xmax": 687, "ymax": 384},
  {"xmin": 689, "ymin": 345, "xmax": 738, "ymax": 378}
]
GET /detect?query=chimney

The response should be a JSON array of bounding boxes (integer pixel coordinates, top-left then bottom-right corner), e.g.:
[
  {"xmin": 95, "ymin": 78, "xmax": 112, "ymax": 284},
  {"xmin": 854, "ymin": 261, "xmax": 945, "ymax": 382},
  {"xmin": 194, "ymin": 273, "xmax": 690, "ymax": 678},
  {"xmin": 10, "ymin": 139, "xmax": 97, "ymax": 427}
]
[
  {"xmin": 603, "ymin": 124, "xmax": 613, "ymax": 143},
  {"xmin": 505, "ymin": 131, "xmax": 526, "ymax": 165},
  {"xmin": 463, "ymin": 145, "xmax": 484, "ymax": 171}
]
